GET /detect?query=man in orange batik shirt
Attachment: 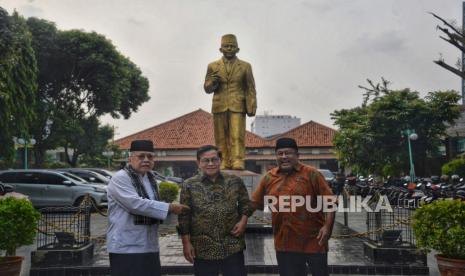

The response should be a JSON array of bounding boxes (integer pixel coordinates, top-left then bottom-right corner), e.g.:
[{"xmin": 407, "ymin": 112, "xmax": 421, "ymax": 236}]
[{"xmin": 252, "ymin": 137, "xmax": 336, "ymax": 276}]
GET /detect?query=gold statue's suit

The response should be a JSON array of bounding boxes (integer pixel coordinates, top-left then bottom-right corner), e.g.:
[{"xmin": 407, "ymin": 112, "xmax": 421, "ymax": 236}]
[{"xmin": 204, "ymin": 57, "xmax": 257, "ymax": 170}]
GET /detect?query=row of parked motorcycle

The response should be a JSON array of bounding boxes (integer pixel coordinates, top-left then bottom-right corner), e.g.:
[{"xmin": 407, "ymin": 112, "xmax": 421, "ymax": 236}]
[{"xmin": 345, "ymin": 175, "xmax": 465, "ymax": 207}]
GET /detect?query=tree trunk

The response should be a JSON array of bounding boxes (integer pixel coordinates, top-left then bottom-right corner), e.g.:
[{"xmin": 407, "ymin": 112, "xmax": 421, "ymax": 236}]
[
  {"xmin": 64, "ymin": 144, "xmax": 72, "ymax": 166},
  {"xmin": 33, "ymin": 144, "xmax": 46, "ymax": 167},
  {"xmin": 70, "ymin": 148, "xmax": 79, "ymax": 167}
]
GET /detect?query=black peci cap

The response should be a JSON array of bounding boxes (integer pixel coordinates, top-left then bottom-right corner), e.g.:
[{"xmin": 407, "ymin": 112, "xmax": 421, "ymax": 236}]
[
  {"xmin": 275, "ymin": 137, "xmax": 298, "ymax": 152},
  {"xmin": 130, "ymin": 140, "xmax": 155, "ymax": 152}
]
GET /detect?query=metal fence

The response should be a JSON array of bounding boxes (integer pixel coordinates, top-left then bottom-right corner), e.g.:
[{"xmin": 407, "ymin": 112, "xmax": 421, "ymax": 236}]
[
  {"xmin": 366, "ymin": 206, "xmax": 416, "ymax": 247},
  {"xmin": 37, "ymin": 204, "xmax": 91, "ymax": 250}
]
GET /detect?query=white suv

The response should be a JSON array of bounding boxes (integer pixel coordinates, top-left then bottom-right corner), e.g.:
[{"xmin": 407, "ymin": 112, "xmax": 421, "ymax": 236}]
[{"xmin": 0, "ymin": 169, "xmax": 107, "ymax": 208}]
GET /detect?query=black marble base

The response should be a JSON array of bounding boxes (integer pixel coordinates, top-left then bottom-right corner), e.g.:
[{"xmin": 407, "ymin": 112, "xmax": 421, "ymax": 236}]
[
  {"xmin": 30, "ymin": 264, "xmax": 430, "ymax": 275},
  {"xmin": 246, "ymin": 223, "xmax": 273, "ymax": 233},
  {"xmin": 32, "ymin": 242, "xmax": 94, "ymax": 267},
  {"xmin": 363, "ymin": 241, "xmax": 427, "ymax": 266}
]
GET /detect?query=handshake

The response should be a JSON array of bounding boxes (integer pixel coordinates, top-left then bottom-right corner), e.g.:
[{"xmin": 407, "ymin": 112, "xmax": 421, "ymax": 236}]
[{"xmin": 168, "ymin": 203, "xmax": 190, "ymax": 215}]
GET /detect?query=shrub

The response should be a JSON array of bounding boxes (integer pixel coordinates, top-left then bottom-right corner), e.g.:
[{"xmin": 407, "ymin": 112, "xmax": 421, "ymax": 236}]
[
  {"xmin": 158, "ymin": 182, "xmax": 179, "ymax": 203},
  {"xmin": 441, "ymin": 158, "xmax": 465, "ymax": 176},
  {"xmin": 412, "ymin": 199, "xmax": 465, "ymax": 259},
  {"xmin": 0, "ymin": 197, "xmax": 41, "ymax": 256}
]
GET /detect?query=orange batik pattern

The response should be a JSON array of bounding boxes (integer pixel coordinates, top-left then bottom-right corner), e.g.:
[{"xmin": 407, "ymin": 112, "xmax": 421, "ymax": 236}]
[{"xmin": 252, "ymin": 163, "xmax": 334, "ymax": 253}]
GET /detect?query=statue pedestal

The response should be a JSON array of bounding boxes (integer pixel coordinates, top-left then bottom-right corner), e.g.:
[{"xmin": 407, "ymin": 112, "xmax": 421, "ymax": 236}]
[{"xmin": 222, "ymin": 170, "xmax": 272, "ymax": 233}]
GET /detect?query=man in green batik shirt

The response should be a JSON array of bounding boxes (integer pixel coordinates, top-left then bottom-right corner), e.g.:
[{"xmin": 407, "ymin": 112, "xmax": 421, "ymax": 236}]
[{"xmin": 177, "ymin": 145, "xmax": 253, "ymax": 276}]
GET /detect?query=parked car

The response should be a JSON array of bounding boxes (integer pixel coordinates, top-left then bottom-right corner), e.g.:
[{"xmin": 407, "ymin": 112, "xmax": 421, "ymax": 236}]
[
  {"xmin": 57, "ymin": 168, "xmax": 110, "ymax": 185},
  {"xmin": 152, "ymin": 171, "xmax": 183, "ymax": 184},
  {"xmin": 166, "ymin": 176, "xmax": 183, "ymax": 184},
  {"xmin": 318, "ymin": 169, "xmax": 335, "ymax": 187},
  {"xmin": 0, "ymin": 170, "xmax": 107, "ymax": 208},
  {"xmin": 82, "ymin": 168, "xmax": 114, "ymax": 179}
]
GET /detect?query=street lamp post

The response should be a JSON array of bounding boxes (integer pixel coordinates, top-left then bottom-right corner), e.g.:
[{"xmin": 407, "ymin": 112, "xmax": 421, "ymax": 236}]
[
  {"xmin": 13, "ymin": 137, "xmax": 36, "ymax": 169},
  {"xmin": 123, "ymin": 149, "xmax": 129, "ymax": 162},
  {"xmin": 401, "ymin": 129, "xmax": 418, "ymax": 183},
  {"xmin": 102, "ymin": 151, "xmax": 114, "ymax": 169}
]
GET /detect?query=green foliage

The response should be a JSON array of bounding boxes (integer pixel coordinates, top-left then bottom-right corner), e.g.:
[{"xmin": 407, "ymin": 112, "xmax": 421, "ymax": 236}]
[
  {"xmin": 413, "ymin": 200, "xmax": 465, "ymax": 259},
  {"xmin": 107, "ymin": 143, "xmax": 123, "ymax": 160},
  {"xmin": 80, "ymin": 143, "xmax": 123, "ymax": 168},
  {"xmin": 0, "ymin": 8, "xmax": 37, "ymax": 161},
  {"xmin": 79, "ymin": 154, "xmax": 107, "ymax": 168},
  {"xmin": 0, "ymin": 197, "xmax": 41, "ymax": 256},
  {"xmin": 25, "ymin": 17, "xmax": 149, "ymax": 167},
  {"xmin": 0, "ymin": 160, "xmax": 11, "ymax": 170},
  {"xmin": 382, "ymin": 164, "xmax": 396, "ymax": 177},
  {"xmin": 331, "ymin": 79, "xmax": 461, "ymax": 176},
  {"xmin": 42, "ymin": 161, "xmax": 70, "ymax": 169},
  {"xmin": 442, "ymin": 158, "xmax": 465, "ymax": 176},
  {"xmin": 58, "ymin": 116, "xmax": 113, "ymax": 167},
  {"xmin": 159, "ymin": 182, "xmax": 179, "ymax": 203}
]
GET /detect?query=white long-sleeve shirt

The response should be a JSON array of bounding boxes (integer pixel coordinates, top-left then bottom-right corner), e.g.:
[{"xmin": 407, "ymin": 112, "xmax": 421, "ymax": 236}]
[{"xmin": 106, "ymin": 169, "xmax": 169, "ymax": 253}]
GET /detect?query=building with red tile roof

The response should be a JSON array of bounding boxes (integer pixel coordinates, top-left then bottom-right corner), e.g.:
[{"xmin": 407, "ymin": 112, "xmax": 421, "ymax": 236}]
[{"xmin": 114, "ymin": 109, "xmax": 338, "ymax": 177}]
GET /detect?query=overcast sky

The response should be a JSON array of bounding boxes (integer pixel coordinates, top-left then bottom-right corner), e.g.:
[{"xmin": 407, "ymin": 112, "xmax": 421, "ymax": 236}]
[{"xmin": 1, "ymin": 0, "xmax": 463, "ymax": 138}]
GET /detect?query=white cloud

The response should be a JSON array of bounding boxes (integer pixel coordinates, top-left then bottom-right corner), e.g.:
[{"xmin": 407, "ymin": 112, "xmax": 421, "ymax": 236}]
[
  {"xmin": 0, "ymin": 0, "xmax": 462, "ymax": 138},
  {"xmin": 19, "ymin": 3, "xmax": 43, "ymax": 17}
]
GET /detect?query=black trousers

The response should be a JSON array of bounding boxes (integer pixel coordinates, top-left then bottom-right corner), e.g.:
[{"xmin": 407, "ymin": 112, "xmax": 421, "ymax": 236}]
[
  {"xmin": 109, "ymin": 252, "xmax": 161, "ymax": 276},
  {"xmin": 193, "ymin": 251, "xmax": 247, "ymax": 276},
  {"xmin": 276, "ymin": 251, "xmax": 329, "ymax": 276}
]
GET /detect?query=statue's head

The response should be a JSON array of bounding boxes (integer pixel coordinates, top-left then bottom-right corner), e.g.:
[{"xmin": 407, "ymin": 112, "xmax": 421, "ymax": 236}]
[{"xmin": 220, "ymin": 34, "xmax": 240, "ymax": 59}]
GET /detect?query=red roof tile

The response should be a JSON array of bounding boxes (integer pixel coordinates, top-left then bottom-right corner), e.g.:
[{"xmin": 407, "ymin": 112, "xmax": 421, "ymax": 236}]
[
  {"xmin": 272, "ymin": 121, "xmax": 336, "ymax": 147},
  {"xmin": 114, "ymin": 109, "xmax": 336, "ymax": 149}
]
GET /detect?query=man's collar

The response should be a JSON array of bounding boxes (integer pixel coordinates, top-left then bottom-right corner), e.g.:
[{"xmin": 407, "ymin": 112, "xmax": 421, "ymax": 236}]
[
  {"xmin": 200, "ymin": 171, "xmax": 224, "ymax": 183},
  {"xmin": 272, "ymin": 162, "xmax": 303, "ymax": 175}
]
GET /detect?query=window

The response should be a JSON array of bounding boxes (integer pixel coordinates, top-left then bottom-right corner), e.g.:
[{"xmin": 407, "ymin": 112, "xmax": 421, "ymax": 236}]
[
  {"xmin": 61, "ymin": 172, "xmax": 85, "ymax": 182},
  {"xmin": 0, "ymin": 172, "xmax": 17, "ymax": 183},
  {"xmin": 35, "ymin": 173, "xmax": 66, "ymax": 185},
  {"xmin": 15, "ymin": 173, "xmax": 36, "ymax": 184},
  {"xmin": 73, "ymin": 172, "xmax": 92, "ymax": 181},
  {"xmin": 457, "ymin": 138, "xmax": 465, "ymax": 153},
  {"xmin": 438, "ymin": 145, "xmax": 447, "ymax": 156}
]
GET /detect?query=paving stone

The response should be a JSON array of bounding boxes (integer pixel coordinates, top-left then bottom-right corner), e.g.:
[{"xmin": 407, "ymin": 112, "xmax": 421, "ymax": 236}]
[{"xmin": 31, "ymin": 211, "xmax": 435, "ymax": 275}]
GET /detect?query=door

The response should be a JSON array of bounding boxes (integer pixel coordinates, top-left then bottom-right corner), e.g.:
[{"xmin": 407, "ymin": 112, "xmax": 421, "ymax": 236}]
[
  {"xmin": 0, "ymin": 172, "xmax": 45, "ymax": 206},
  {"xmin": 35, "ymin": 173, "xmax": 75, "ymax": 206}
]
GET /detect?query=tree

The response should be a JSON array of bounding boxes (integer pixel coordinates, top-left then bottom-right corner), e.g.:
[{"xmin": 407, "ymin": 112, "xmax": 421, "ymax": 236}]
[
  {"xmin": 331, "ymin": 79, "xmax": 461, "ymax": 176},
  {"xmin": 0, "ymin": 8, "xmax": 37, "ymax": 162},
  {"xmin": 26, "ymin": 18, "xmax": 149, "ymax": 166},
  {"xmin": 24, "ymin": 17, "xmax": 60, "ymax": 165},
  {"xmin": 57, "ymin": 115, "xmax": 113, "ymax": 167},
  {"xmin": 431, "ymin": 12, "xmax": 465, "ymax": 80}
]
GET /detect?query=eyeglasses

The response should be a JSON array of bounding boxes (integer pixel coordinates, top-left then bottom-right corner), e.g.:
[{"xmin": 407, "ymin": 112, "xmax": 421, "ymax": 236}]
[
  {"xmin": 135, "ymin": 153, "xmax": 155, "ymax": 161},
  {"xmin": 276, "ymin": 150, "xmax": 297, "ymax": 157},
  {"xmin": 200, "ymin": 157, "xmax": 221, "ymax": 165}
]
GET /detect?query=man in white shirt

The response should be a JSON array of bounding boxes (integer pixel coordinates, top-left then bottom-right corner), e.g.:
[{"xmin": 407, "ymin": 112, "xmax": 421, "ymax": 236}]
[{"xmin": 107, "ymin": 140, "xmax": 189, "ymax": 276}]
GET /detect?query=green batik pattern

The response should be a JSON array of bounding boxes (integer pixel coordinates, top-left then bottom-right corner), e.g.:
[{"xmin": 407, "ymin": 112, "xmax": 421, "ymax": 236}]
[{"xmin": 178, "ymin": 173, "xmax": 252, "ymax": 260}]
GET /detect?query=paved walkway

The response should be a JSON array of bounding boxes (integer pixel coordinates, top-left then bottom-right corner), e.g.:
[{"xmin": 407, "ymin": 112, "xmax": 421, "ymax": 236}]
[
  {"xmin": 29, "ymin": 210, "xmax": 437, "ymax": 275},
  {"xmin": 92, "ymin": 222, "xmax": 369, "ymax": 267},
  {"xmin": 90, "ymin": 212, "xmax": 366, "ymax": 266}
]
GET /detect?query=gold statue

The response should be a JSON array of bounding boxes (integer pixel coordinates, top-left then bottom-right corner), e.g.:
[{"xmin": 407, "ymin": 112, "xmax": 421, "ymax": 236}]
[{"xmin": 204, "ymin": 34, "xmax": 257, "ymax": 170}]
